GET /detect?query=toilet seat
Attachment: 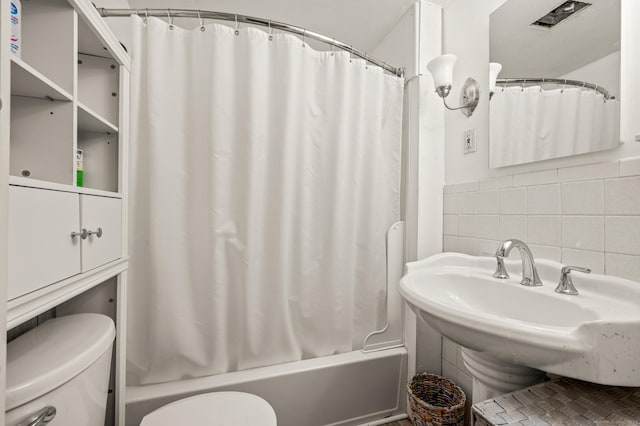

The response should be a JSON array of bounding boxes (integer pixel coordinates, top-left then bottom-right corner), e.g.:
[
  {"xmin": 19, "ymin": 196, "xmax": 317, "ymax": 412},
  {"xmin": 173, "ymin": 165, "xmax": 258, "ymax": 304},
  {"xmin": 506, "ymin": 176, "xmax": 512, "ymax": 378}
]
[{"xmin": 139, "ymin": 391, "xmax": 277, "ymax": 426}]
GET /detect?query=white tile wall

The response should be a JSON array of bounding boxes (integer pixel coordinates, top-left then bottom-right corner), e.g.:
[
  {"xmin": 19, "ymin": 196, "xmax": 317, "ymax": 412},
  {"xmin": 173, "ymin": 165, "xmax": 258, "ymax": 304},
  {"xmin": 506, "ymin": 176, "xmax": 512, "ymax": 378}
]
[
  {"xmin": 527, "ymin": 184, "xmax": 561, "ymax": 215},
  {"xmin": 479, "ymin": 175, "xmax": 513, "ymax": 190},
  {"xmin": 458, "ymin": 215, "xmax": 476, "ymax": 237},
  {"xmin": 558, "ymin": 161, "xmax": 619, "ymax": 182},
  {"xmin": 440, "ymin": 159, "xmax": 640, "ymax": 400},
  {"xmin": 458, "ymin": 192, "xmax": 478, "ymax": 214},
  {"xmin": 605, "ymin": 176, "xmax": 640, "ymax": 215},
  {"xmin": 561, "ymin": 180, "xmax": 604, "ymax": 215},
  {"xmin": 499, "ymin": 188, "xmax": 527, "ymax": 214},
  {"xmin": 442, "ymin": 159, "xmax": 640, "ymax": 282},
  {"xmin": 528, "ymin": 216, "xmax": 562, "ymax": 247},
  {"xmin": 443, "ymin": 214, "xmax": 458, "ymax": 236},
  {"xmin": 562, "ymin": 216, "xmax": 605, "ymax": 251},
  {"xmin": 605, "ymin": 216, "xmax": 640, "ymax": 255},
  {"xmin": 606, "ymin": 253, "xmax": 640, "ymax": 281},
  {"xmin": 562, "ymin": 248, "xmax": 605, "ymax": 274},
  {"xmin": 443, "ymin": 193, "xmax": 458, "ymax": 214},
  {"xmin": 477, "ymin": 190, "xmax": 499, "ymax": 214},
  {"xmin": 476, "ymin": 216, "xmax": 499, "ymax": 240},
  {"xmin": 476, "ymin": 239, "xmax": 500, "ymax": 256},
  {"xmin": 513, "ymin": 169, "xmax": 558, "ymax": 187},
  {"xmin": 442, "ymin": 336, "xmax": 473, "ymax": 397},
  {"xmin": 498, "ymin": 215, "xmax": 527, "ymax": 241},
  {"xmin": 620, "ymin": 157, "xmax": 640, "ymax": 177}
]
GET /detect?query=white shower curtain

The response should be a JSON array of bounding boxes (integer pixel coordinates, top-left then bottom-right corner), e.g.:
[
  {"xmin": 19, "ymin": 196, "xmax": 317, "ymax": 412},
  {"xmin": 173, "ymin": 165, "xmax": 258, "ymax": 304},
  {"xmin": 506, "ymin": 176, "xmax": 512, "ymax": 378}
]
[
  {"xmin": 127, "ymin": 17, "xmax": 404, "ymax": 385},
  {"xmin": 490, "ymin": 86, "xmax": 620, "ymax": 168}
]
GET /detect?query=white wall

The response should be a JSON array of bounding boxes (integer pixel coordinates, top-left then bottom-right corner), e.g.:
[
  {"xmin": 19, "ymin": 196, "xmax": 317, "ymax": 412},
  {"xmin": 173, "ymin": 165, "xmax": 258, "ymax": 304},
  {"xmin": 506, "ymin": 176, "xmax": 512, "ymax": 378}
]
[
  {"xmin": 442, "ymin": 0, "xmax": 640, "ymax": 185},
  {"xmin": 561, "ymin": 50, "xmax": 621, "ymax": 100},
  {"xmin": 372, "ymin": 3, "xmax": 420, "ymax": 78}
]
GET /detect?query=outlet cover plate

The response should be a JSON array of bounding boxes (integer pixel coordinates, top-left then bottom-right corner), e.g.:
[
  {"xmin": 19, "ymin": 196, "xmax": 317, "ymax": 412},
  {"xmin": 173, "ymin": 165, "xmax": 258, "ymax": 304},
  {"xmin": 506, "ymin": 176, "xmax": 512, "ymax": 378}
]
[{"xmin": 464, "ymin": 129, "xmax": 477, "ymax": 154}]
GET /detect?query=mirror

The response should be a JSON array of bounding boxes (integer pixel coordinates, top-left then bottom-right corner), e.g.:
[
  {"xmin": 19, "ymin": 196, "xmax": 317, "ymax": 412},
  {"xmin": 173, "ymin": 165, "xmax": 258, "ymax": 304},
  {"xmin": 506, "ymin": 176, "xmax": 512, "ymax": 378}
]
[{"xmin": 489, "ymin": 0, "xmax": 621, "ymax": 168}]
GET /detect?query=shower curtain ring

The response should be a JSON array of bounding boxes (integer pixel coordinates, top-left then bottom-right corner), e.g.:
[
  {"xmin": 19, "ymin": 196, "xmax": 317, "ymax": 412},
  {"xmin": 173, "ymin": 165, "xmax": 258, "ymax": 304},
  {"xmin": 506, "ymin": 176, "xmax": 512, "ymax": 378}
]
[
  {"xmin": 268, "ymin": 21, "xmax": 273, "ymax": 41},
  {"xmin": 365, "ymin": 53, "xmax": 369, "ymax": 69},
  {"xmin": 521, "ymin": 78, "xmax": 526, "ymax": 92},
  {"xmin": 198, "ymin": 10, "xmax": 205, "ymax": 31},
  {"xmin": 561, "ymin": 79, "xmax": 567, "ymax": 94},
  {"xmin": 330, "ymin": 38, "xmax": 335, "ymax": 56},
  {"xmin": 235, "ymin": 14, "xmax": 240, "ymax": 35},
  {"xmin": 540, "ymin": 78, "xmax": 544, "ymax": 92},
  {"xmin": 144, "ymin": 8, "xmax": 149, "ymax": 22},
  {"xmin": 302, "ymin": 29, "xmax": 306, "ymax": 47},
  {"xmin": 350, "ymin": 45, "xmax": 354, "ymax": 63},
  {"xmin": 167, "ymin": 9, "xmax": 174, "ymax": 30}
]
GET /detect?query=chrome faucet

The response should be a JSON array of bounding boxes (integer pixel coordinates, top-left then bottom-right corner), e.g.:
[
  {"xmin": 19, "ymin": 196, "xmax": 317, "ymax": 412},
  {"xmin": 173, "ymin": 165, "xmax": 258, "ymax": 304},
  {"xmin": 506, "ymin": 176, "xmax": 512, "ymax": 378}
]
[
  {"xmin": 493, "ymin": 239, "xmax": 542, "ymax": 287},
  {"xmin": 555, "ymin": 266, "xmax": 591, "ymax": 295}
]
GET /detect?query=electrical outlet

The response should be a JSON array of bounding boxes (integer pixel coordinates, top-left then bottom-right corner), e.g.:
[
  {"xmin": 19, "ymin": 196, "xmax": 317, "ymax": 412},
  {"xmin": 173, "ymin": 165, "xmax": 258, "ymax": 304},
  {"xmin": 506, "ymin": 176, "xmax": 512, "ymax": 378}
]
[{"xmin": 464, "ymin": 129, "xmax": 476, "ymax": 154}]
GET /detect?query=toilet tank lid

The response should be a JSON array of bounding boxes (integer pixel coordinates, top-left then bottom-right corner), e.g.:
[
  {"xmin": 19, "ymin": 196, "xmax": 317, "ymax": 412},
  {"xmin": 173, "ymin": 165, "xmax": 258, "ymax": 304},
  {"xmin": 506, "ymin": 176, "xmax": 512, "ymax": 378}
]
[{"xmin": 6, "ymin": 313, "xmax": 116, "ymax": 411}]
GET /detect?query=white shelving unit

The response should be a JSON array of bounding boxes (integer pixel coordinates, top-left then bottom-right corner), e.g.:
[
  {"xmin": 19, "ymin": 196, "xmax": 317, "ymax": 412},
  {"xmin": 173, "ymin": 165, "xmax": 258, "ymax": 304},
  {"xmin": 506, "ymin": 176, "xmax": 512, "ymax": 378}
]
[{"xmin": 1, "ymin": 0, "xmax": 130, "ymax": 424}]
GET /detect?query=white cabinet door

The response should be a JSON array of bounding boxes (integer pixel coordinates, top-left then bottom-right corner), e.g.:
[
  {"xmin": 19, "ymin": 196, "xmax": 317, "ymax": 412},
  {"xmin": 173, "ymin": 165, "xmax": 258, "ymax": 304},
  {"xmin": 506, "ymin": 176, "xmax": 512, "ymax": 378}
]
[
  {"xmin": 8, "ymin": 186, "xmax": 81, "ymax": 300},
  {"xmin": 80, "ymin": 195, "xmax": 122, "ymax": 272}
]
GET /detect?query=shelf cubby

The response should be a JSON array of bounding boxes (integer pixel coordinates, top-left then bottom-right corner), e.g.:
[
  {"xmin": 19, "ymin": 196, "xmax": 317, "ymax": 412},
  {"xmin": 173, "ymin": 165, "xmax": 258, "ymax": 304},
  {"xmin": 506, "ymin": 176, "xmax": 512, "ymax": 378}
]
[
  {"xmin": 20, "ymin": 0, "xmax": 75, "ymax": 95},
  {"xmin": 10, "ymin": 96, "xmax": 74, "ymax": 185},
  {"xmin": 78, "ymin": 102, "xmax": 118, "ymax": 133},
  {"xmin": 11, "ymin": 58, "xmax": 72, "ymax": 101},
  {"xmin": 78, "ymin": 54, "xmax": 120, "ymax": 127},
  {"xmin": 78, "ymin": 16, "xmax": 114, "ymax": 58},
  {"xmin": 77, "ymin": 129, "xmax": 119, "ymax": 193}
]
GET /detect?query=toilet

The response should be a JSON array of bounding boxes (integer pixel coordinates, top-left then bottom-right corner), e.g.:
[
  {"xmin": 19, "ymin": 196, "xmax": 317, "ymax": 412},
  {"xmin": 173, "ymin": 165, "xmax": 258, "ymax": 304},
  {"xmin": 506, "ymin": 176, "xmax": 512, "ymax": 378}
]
[
  {"xmin": 140, "ymin": 391, "xmax": 278, "ymax": 425},
  {"xmin": 5, "ymin": 313, "xmax": 116, "ymax": 426}
]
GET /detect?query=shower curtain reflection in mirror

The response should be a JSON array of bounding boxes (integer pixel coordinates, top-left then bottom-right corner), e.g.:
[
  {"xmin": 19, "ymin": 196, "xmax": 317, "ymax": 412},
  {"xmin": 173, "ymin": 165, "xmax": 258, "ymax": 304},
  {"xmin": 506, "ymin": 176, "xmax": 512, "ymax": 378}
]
[
  {"xmin": 127, "ymin": 16, "xmax": 404, "ymax": 385},
  {"xmin": 490, "ymin": 86, "xmax": 619, "ymax": 168}
]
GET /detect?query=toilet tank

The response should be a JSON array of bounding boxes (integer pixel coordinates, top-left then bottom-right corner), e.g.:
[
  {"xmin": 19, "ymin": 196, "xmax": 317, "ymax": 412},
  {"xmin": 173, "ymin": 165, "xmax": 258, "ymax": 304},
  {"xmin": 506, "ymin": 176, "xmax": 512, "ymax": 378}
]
[{"xmin": 6, "ymin": 313, "xmax": 116, "ymax": 426}]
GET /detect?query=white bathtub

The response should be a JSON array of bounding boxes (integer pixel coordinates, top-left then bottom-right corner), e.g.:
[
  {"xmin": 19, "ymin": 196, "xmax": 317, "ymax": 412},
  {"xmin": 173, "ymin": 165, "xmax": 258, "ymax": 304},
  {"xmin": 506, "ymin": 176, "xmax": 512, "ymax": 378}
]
[{"xmin": 126, "ymin": 347, "xmax": 408, "ymax": 426}]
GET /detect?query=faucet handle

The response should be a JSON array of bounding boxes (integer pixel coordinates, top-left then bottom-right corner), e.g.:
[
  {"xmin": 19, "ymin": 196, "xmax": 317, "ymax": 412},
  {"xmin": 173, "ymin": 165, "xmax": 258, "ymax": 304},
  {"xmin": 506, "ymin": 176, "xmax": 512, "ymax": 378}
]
[
  {"xmin": 555, "ymin": 265, "xmax": 591, "ymax": 295},
  {"xmin": 562, "ymin": 265, "xmax": 591, "ymax": 275}
]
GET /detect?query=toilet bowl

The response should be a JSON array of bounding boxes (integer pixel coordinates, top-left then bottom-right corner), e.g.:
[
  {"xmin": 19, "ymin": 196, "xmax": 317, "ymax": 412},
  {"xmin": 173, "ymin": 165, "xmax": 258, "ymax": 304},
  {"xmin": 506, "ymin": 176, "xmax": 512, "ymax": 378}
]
[{"xmin": 140, "ymin": 391, "xmax": 277, "ymax": 425}]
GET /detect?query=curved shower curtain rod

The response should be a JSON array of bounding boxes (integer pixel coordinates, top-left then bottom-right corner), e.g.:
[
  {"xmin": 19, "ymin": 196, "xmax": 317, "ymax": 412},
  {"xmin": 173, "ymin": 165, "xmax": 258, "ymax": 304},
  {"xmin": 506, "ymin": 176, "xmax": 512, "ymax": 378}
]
[
  {"xmin": 97, "ymin": 7, "xmax": 405, "ymax": 78},
  {"xmin": 496, "ymin": 78, "xmax": 613, "ymax": 100}
]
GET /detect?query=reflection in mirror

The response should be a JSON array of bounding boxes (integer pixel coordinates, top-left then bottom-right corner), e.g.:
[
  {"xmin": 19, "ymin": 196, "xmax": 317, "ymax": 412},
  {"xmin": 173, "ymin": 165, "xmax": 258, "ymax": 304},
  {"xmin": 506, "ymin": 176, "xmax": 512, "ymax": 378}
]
[{"xmin": 489, "ymin": 0, "xmax": 621, "ymax": 168}]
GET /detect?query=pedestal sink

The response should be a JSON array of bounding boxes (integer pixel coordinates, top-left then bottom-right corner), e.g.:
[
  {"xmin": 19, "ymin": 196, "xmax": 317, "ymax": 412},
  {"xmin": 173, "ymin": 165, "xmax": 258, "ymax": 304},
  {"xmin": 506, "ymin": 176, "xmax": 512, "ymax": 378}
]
[{"xmin": 399, "ymin": 253, "xmax": 640, "ymax": 402}]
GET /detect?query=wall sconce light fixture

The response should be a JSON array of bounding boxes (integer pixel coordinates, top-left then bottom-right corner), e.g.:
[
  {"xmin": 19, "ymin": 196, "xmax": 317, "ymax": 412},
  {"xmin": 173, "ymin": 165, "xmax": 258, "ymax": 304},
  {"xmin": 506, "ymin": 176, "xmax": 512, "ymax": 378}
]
[
  {"xmin": 426, "ymin": 54, "xmax": 480, "ymax": 117},
  {"xmin": 489, "ymin": 62, "xmax": 503, "ymax": 99}
]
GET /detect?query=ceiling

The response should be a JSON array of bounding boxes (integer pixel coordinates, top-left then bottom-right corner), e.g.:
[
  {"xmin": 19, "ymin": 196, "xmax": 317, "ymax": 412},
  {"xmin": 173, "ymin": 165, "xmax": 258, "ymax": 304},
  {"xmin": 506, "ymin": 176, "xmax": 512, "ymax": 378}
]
[
  {"xmin": 490, "ymin": 0, "xmax": 620, "ymax": 77},
  {"xmin": 122, "ymin": 0, "xmax": 420, "ymax": 53}
]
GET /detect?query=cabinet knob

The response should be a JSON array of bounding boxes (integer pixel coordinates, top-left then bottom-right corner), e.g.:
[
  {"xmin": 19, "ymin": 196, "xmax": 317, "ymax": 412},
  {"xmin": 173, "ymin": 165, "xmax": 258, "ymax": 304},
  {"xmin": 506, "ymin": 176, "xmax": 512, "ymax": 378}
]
[
  {"xmin": 87, "ymin": 227, "xmax": 103, "ymax": 238},
  {"xmin": 71, "ymin": 229, "xmax": 88, "ymax": 240}
]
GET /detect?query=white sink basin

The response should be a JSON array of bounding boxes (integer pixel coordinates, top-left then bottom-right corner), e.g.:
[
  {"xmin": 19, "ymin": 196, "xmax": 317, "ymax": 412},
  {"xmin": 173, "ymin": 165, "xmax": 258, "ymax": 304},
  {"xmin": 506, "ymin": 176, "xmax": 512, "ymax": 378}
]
[{"xmin": 399, "ymin": 253, "xmax": 640, "ymax": 388}]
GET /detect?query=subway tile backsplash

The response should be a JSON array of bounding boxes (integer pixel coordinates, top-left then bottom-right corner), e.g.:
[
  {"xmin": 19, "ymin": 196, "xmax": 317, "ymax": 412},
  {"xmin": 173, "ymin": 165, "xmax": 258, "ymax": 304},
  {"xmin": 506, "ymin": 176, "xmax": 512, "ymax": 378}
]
[{"xmin": 442, "ymin": 157, "xmax": 640, "ymax": 283}]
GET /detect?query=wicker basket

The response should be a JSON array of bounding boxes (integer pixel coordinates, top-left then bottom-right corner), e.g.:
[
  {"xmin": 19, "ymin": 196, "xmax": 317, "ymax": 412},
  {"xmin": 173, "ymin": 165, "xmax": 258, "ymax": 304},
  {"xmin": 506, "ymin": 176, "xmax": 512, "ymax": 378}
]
[{"xmin": 407, "ymin": 373, "xmax": 466, "ymax": 426}]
